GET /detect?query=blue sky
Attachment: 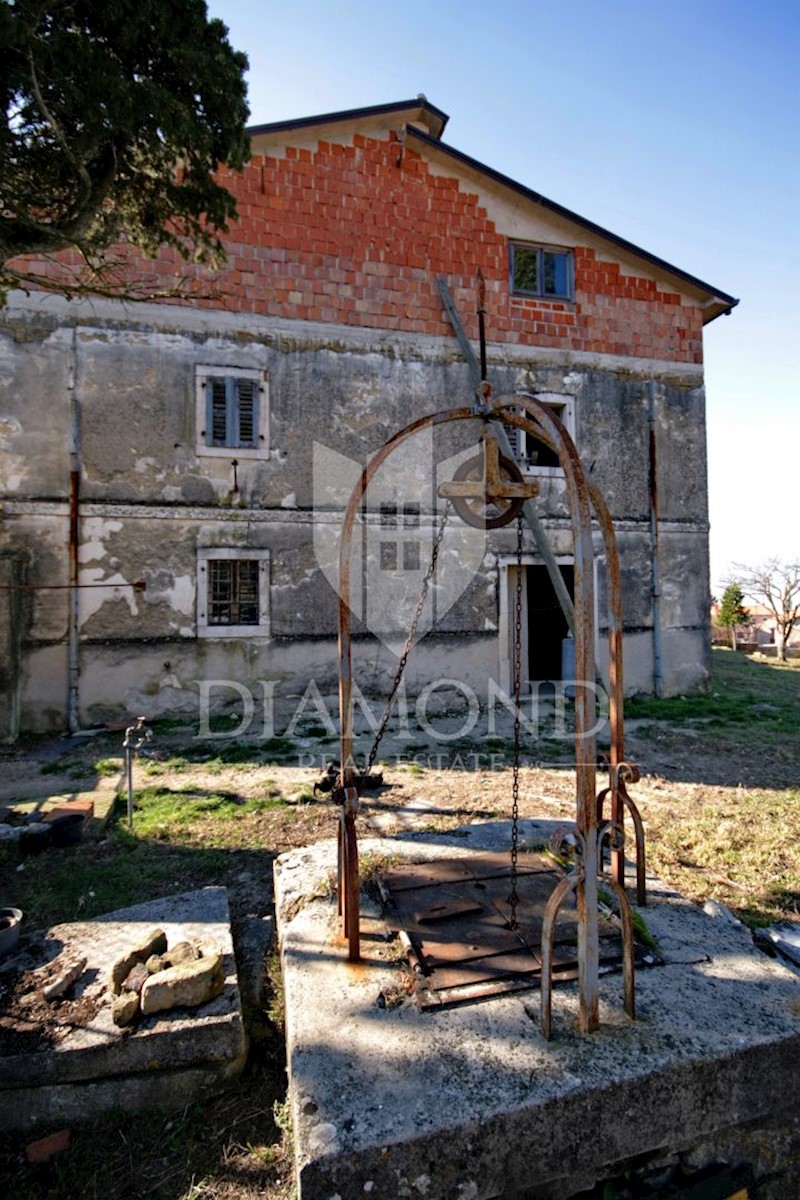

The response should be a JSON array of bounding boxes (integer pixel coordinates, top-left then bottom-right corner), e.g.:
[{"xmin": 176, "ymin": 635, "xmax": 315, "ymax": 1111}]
[{"xmin": 208, "ymin": 0, "xmax": 799, "ymax": 593}]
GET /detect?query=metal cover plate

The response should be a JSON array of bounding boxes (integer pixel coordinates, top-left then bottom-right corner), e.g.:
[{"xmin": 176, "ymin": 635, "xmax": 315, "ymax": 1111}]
[{"xmin": 380, "ymin": 852, "xmax": 628, "ymax": 1009}]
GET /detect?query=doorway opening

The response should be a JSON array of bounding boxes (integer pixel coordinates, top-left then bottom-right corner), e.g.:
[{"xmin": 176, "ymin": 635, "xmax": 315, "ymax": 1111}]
[{"xmin": 527, "ymin": 563, "xmax": 574, "ymax": 682}]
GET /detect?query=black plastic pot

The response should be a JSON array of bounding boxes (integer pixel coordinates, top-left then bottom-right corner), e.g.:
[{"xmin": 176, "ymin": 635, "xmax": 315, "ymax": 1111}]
[
  {"xmin": 0, "ymin": 908, "xmax": 22, "ymax": 958},
  {"xmin": 19, "ymin": 824, "xmax": 52, "ymax": 854},
  {"xmin": 49, "ymin": 812, "xmax": 84, "ymax": 847}
]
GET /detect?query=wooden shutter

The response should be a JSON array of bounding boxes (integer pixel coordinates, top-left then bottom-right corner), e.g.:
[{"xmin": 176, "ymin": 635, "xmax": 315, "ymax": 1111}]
[
  {"xmin": 206, "ymin": 378, "xmax": 229, "ymax": 446},
  {"xmin": 236, "ymin": 379, "xmax": 258, "ymax": 448}
]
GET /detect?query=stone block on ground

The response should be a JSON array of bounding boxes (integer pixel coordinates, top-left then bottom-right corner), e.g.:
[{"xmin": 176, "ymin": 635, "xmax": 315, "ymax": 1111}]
[
  {"xmin": 0, "ymin": 887, "xmax": 246, "ymax": 1132},
  {"xmin": 140, "ymin": 952, "xmax": 224, "ymax": 1015},
  {"xmin": 109, "ymin": 928, "xmax": 167, "ymax": 994}
]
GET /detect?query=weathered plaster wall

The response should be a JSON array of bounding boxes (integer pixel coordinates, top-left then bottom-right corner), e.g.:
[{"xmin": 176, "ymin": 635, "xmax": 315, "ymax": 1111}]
[{"xmin": 0, "ymin": 296, "xmax": 710, "ymax": 733}]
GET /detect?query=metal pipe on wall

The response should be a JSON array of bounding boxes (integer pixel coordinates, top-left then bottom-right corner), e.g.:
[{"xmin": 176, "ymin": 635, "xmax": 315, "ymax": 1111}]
[
  {"xmin": 67, "ymin": 328, "xmax": 81, "ymax": 735},
  {"xmin": 647, "ymin": 381, "xmax": 664, "ymax": 697}
]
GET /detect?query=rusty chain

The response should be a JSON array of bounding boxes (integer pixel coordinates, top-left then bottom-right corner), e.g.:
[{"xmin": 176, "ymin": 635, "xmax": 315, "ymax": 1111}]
[{"xmin": 508, "ymin": 510, "xmax": 524, "ymax": 929}]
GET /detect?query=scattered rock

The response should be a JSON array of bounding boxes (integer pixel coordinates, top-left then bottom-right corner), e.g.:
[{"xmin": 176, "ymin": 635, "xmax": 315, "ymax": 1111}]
[
  {"xmin": 0, "ymin": 1014, "xmax": 39, "ymax": 1036},
  {"xmin": 25, "ymin": 1128, "xmax": 71, "ymax": 1163},
  {"xmin": 164, "ymin": 940, "xmax": 200, "ymax": 968},
  {"xmin": 111, "ymin": 991, "xmax": 140, "ymax": 1027},
  {"xmin": 42, "ymin": 956, "xmax": 87, "ymax": 1001},
  {"xmin": 110, "ymin": 928, "xmax": 167, "ymax": 994},
  {"xmin": 702, "ymin": 899, "xmax": 741, "ymax": 925},
  {"xmin": 755, "ymin": 923, "xmax": 800, "ymax": 968},
  {"xmin": 140, "ymin": 951, "xmax": 224, "ymax": 1015},
  {"xmin": 145, "ymin": 954, "xmax": 167, "ymax": 974},
  {"xmin": 121, "ymin": 961, "xmax": 150, "ymax": 995}
]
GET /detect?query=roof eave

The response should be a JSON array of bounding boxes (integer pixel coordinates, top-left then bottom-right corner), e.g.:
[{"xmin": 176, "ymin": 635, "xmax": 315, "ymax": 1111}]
[
  {"xmin": 247, "ymin": 97, "xmax": 449, "ymax": 142},
  {"xmin": 406, "ymin": 126, "xmax": 739, "ymax": 320}
]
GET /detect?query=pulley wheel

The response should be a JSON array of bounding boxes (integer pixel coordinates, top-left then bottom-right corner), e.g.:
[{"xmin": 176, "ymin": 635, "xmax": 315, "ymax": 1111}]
[{"xmin": 451, "ymin": 452, "xmax": 527, "ymax": 530}]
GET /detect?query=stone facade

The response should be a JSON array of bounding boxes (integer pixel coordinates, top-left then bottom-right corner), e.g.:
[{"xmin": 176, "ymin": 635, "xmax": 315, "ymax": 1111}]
[{"xmin": 0, "ymin": 99, "xmax": 736, "ymax": 736}]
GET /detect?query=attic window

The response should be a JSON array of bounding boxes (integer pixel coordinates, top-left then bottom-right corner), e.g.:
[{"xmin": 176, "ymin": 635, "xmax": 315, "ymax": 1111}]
[{"xmin": 511, "ymin": 244, "xmax": 573, "ymax": 301}]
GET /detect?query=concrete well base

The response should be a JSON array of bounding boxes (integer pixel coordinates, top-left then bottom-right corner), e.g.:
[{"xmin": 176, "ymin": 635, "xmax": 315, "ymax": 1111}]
[
  {"xmin": 0, "ymin": 886, "xmax": 247, "ymax": 1133},
  {"xmin": 274, "ymin": 822, "xmax": 800, "ymax": 1200}
]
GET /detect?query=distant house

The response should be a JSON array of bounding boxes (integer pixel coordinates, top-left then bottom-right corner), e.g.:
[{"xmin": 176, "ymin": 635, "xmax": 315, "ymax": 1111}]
[
  {"xmin": 722, "ymin": 604, "xmax": 800, "ymax": 649},
  {"xmin": 0, "ymin": 98, "xmax": 738, "ymax": 739}
]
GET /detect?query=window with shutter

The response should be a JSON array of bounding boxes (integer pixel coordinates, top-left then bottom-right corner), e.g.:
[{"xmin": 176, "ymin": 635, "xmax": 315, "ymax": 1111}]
[
  {"xmin": 210, "ymin": 379, "xmax": 229, "ymax": 445},
  {"xmin": 236, "ymin": 379, "xmax": 257, "ymax": 447},
  {"xmin": 196, "ymin": 366, "xmax": 268, "ymax": 459},
  {"xmin": 506, "ymin": 395, "xmax": 576, "ymax": 476}
]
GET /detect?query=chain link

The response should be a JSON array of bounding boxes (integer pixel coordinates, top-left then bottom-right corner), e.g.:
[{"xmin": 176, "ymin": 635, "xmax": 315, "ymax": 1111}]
[
  {"xmin": 508, "ymin": 510, "xmax": 524, "ymax": 929},
  {"xmin": 364, "ymin": 501, "xmax": 452, "ymax": 775}
]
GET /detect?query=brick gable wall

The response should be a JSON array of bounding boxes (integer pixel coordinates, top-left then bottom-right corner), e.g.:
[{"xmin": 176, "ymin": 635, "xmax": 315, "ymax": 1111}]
[{"xmin": 17, "ymin": 130, "xmax": 704, "ymax": 364}]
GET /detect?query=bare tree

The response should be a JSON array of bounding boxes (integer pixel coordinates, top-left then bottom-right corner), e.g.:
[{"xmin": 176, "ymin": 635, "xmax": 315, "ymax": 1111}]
[{"xmin": 731, "ymin": 560, "xmax": 800, "ymax": 662}]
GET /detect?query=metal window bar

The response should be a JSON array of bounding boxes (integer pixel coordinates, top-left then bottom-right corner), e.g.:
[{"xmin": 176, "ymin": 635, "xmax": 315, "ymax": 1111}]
[{"xmin": 208, "ymin": 559, "xmax": 260, "ymax": 625}]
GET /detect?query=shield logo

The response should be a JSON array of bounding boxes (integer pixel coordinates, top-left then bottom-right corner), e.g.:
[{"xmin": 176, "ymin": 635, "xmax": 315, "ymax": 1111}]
[{"xmin": 313, "ymin": 428, "xmax": 488, "ymax": 652}]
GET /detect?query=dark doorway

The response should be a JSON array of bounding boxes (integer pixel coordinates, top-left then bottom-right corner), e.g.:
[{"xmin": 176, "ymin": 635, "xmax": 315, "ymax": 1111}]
[{"xmin": 527, "ymin": 564, "xmax": 574, "ymax": 681}]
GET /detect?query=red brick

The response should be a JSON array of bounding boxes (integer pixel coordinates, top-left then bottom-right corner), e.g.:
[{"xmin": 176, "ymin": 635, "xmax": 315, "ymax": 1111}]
[
  {"xmin": 14, "ymin": 128, "xmax": 704, "ymax": 363},
  {"xmin": 26, "ymin": 1129, "xmax": 71, "ymax": 1164}
]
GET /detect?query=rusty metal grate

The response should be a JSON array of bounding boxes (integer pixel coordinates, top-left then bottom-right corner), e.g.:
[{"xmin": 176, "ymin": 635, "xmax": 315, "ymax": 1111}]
[{"xmin": 379, "ymin": 853, "xmax": 645, "ymax": 1009}]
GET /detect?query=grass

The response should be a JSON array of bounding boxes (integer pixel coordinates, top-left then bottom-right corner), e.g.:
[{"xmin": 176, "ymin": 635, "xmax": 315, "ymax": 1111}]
[
  {"xmin": 628, "ymin": 649, "xmax": 800, "ymax": 926},
  {"xmin": 2, "ymin": 646, "xmax": 800, "ymax": 1198},
  {"xmin": 645, "ymin": 785, "xmax": 800, "ymax": 927},
  {"xmin": 0, "ymin": 1055, "xmax": 294, "ymax": 1200},
  {"xmin": 627, "ymin": 647, "xmax": 800, "ymax": 742}
]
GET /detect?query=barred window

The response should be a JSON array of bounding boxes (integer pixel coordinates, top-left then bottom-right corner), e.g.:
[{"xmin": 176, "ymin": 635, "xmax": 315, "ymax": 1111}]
[
  {"xmin": 197, "ymin": 549, "xmax": 270, "ymax": 637},
  {"xmin": 208, "ymin": 559, "xmax": 260, "ymax": 625}
]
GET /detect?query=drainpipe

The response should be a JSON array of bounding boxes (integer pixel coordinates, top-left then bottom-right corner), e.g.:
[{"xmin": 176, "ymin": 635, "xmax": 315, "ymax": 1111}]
[
  {"xmin": 647, "ymin": 381, "xmax": 664, "ymax": 697},
  {"xmin": 67, "ymin": 329, "xmax": 81, "ymax": 734}
]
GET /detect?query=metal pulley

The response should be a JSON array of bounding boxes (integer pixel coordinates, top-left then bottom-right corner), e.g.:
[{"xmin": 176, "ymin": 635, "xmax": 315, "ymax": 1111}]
[{"xmin": 438, "ymin": 434, "xmax": 538, "ymax": 529}]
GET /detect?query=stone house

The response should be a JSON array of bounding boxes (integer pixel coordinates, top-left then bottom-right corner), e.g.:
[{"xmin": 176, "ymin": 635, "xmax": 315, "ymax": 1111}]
[{"xmin": 0, "ymin": 97, "xmax": 737, "ymax": 740}]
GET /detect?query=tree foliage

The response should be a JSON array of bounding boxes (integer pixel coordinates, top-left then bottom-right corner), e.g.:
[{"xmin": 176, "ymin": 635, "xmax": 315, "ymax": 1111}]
[
  {"xmin": 0, "ymin": 0, "xmax": 250, "ymax": 298},
  {"xmin": 715, "ymin": 581, "xmax": 749, "ymax": 651},
  {"xmin": 731, "ymin": 559, "xmax": 800, "ymax": 662}
]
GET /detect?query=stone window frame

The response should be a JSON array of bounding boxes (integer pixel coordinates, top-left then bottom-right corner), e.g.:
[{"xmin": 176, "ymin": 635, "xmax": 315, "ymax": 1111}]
[
  {"xmin": 195, "ymin": 365, "xmax": 269, "ymax": 460},
  {"xmin": 196, "ymin": 547, "xmax": 270, "ymax": 638},
  {"xmin": 508, "ymin": 394, "xmax": 576, "ymax": 478},
  {"xmin": 510, "ymin": 242, "xmax": 574, "ymax": 302}
]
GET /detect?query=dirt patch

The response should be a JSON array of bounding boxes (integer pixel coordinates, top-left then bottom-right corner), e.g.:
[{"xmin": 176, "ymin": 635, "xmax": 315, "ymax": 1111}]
[{"xmin": 0, "ymin": 941, "xmax": 100, "ymax": 1055}]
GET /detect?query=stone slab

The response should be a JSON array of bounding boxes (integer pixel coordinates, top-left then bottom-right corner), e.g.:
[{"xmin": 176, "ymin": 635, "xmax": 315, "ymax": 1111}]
[
  {"xmin": 0, "ymin": 886, "xmax": 246, "ymax": 1132},
  {"xmin": 1, "ymin": 785, "xmax": 117, "ymax": 837},
  {"xmin": 761, "ymin": 922, "xmax": 800, "ymax": 968},
  {"xmin": 274, "ymin": 826, "xmax": 800, "ymax": 1200}
]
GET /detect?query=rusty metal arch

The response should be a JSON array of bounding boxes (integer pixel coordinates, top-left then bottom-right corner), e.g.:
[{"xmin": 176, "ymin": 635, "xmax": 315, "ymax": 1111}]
[{"xmin": 335, "ymin": 393, "xmax": 640, "ymax": 1035}]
